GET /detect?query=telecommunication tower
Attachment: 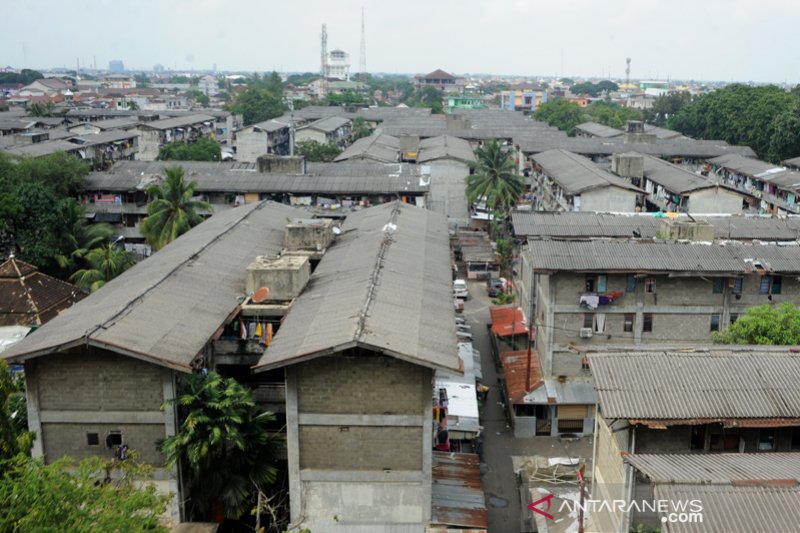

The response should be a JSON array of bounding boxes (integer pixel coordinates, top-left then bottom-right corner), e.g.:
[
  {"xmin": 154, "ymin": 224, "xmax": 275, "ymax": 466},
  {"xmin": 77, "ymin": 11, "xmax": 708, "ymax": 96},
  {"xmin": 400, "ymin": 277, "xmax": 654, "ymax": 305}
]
[{"xmin": 359, "ymin": 8, "xmax": 367, "ymax": 77}]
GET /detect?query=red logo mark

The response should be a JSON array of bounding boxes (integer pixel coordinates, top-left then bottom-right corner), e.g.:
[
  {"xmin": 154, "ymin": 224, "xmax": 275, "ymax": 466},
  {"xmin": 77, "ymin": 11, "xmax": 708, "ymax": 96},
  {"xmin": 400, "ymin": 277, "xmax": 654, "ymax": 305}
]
[{"xmin": 528, "ymin": 493, "xmax": 555, "ymax": 520}]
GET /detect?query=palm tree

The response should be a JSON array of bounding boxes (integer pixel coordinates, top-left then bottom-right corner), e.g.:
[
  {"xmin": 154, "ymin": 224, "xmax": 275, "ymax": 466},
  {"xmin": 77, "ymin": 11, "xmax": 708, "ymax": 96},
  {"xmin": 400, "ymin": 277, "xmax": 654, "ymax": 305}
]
[
  {"xmin": 69, "ymin": 242, "xmax": 135, "ymax": 292},
  {"xmin": 466, "ymin": 139, "xmax": 525, "ymax": 217},
  {"xmin": 56, "ymin": 203, "xmax": 115, "ymax": 278},
  {"xmin": 140, "ymin": 166, "xmax": 211, "ymax": 251},
  {"xmin": 160, "ymin": 372, "xmax": 283, "ymax": 520}
]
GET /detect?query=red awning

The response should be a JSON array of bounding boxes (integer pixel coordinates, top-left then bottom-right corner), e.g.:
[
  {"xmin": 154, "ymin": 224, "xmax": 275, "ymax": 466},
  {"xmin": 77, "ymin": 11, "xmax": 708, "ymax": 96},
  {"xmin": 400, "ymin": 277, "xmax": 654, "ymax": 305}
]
[{"xmin": 489, "ymin": 305, "xmax": 529, "ymax": 337}]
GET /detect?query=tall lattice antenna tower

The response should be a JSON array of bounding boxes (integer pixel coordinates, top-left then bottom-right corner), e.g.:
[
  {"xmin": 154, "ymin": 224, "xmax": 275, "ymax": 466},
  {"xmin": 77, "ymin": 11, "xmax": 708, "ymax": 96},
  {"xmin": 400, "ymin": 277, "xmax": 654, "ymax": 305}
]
[
  {"xmin": 625, "ymin": 57, "xmax": 631, "ymax": 88},
  {"xmin": 320, "ymin": 24, "xmax": 329, "ymax": 96},
  {"xmin": 359, "ymin": 8, "xmax": 367, "ymax": 77}
]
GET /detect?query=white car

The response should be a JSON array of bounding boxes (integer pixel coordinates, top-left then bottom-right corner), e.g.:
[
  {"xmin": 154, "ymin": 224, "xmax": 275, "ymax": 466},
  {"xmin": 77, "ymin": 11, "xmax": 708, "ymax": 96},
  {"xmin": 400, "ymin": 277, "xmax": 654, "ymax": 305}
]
[
  {"xmin": 453, "ymin": 279, "xmax": 469, "ymax": 300},
  {"xmin": 456, "ymin": 330, "xmax": 473, "ymax": 341}
]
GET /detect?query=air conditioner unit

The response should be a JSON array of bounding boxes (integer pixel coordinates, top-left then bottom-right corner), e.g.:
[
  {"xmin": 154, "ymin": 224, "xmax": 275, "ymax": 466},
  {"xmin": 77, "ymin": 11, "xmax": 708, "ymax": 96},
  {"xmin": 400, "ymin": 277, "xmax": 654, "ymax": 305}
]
[{"xmin": 579, "ymin": 328, "xmax": 593, "ymax": 339}]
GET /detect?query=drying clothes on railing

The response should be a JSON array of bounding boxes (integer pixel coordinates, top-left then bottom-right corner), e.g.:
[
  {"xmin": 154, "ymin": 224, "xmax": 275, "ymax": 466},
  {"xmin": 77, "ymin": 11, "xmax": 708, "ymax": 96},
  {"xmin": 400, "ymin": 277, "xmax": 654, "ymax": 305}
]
[
  {"xmin": 580, "ymin": 291, "xmax": 623, "ymax": 309},
  {"xmin": 579, "ymin": 294, "xmax": 600, "ymax": 309}
]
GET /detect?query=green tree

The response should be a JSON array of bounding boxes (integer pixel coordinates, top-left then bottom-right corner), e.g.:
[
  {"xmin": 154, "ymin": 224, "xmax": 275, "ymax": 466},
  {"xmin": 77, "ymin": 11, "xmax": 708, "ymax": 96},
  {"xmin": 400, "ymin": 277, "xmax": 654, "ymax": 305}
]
[
  {"xmin": 6, "ymin": 184, "xmax": 71, "ymax": 270},
  {"xmin": 570, "ymin": 80, "xmax": 618, "ymax": 97},
  {"xmin": 158, "ymin": 138, "xmax": 222, "ymax": 162},
  {"xmin": 227, "ymin": 87, "xmax": 288, "ymax": 125},
  {"xmin": 643, "ymin": 92, "xmax": 692, "ymax": 126},
  {"xmin": 133, "ymin": 73, "xmax": 150, "ymax": 87},
  {"xmin": 351, "ymin": 117, "xmax": 370, "ymax": 140},
  {"xmin": 54, "ymin": 202, "xmax": 115, "ymax": 278},
  {"xmin": 0, "ymin": 360, "xmax": 33, "ymax": 462},
  {"xmin": 69, "ymin": 242, "xmax": 135, "ymax": 292},
  {"xmin": 669, "ymin": 84, "xmax": 799, "ymax": 162},
  {"xmin": 534, "ymin": 99, "xmax": 586, "ymax": 135},
  {"xmin": 412, "ymin": 86, "xmax": 444, "ymax": 114},
  {"xmin": 466, "ymin": 139, "xmax": 524, "ymax": 217},
  {"xmin": 0, "ymin": 69, "xmax": 44, "ymax": 85},
  {"xmin": 160, "ymin": 372, "xmax": 283, "ymax": 520},
  {"xmin": 296, "ymin": 140, "xmax": 342, "ymax": 162},
  {"xmin": 27, "ymin": 101, "xmax": 56, "ymax": 117},
  {"xmin": 140, "ymin": 166, "xmax": 212, "ymax": 250},
  {"xmin": 585, "ymin": 100, "xmax": 642, "ymax": 129},
  {"xmin": 0, "ymin": 454, "xmax": 170, "ymax": 532},
  {"xmin": 713, "ymin": 302, "xmax": 800, "ymax": 344}
]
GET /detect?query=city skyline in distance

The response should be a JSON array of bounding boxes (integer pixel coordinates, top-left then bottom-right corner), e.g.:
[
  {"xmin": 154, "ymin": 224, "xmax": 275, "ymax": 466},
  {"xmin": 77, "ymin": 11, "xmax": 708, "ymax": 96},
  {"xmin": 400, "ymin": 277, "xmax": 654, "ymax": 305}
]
[{"xmin": 2, "ymin": 0, "xmax": 798, "ymax": 84}]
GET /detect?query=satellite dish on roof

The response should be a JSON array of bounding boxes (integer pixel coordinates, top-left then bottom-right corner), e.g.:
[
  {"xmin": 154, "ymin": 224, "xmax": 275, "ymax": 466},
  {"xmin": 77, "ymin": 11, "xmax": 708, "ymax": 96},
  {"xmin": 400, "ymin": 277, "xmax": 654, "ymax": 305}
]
[{"xmin": 252, "ymin": 287, "xmax": 269, "ymax": 303}]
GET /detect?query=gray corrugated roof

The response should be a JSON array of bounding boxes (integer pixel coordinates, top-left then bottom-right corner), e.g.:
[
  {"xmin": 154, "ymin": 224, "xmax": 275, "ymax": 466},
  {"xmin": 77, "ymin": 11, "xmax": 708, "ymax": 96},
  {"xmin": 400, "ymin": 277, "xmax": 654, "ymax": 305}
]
[
  {"xmin": 575, "ymin": 122, "xmax": 624, "ymax": 138},
  {"xmin": 139, "ymin": 114, "xmax": 215, "ymax": 130},
  {"xmin": 655, "ymin": 484, "xmax": 800, "ymax": 533},
  {"xmin": 301, "ymin": 115, "xmax": 350, "ymax": 133},
  {"xmin": 85, "ymin": 160, "xmax": 426, "ymax": 194},
  {"xmin": 709, "ymin": 153, "xmax": 800, "ymax": 189},
  {"xmin": 512, "ymin": 211, "xmax": 800, "ymax": 240},
  {"xmin": 3, "ymin": 201, "xmax": 297, "ymax": 371},
  {"xmin": 3, "ymin": 139, "xmax": 81, "ymax": 157},
  {"xmin": 626, "ymin": 453, "xmax": 800, "ymax": 484},
  {"xmin": 417, "ymin": 135, "xmax": 475, "ymax": 163},
  {"xmin": 516, "ymin": 135, "xmax": 756, "ymax": 158},
  {"xmin": 591, "ymin": 350, "xmax": 800, "ymax": 420},
  {"xmin": 255, "ymin": 201, "xmax": 461, "ymax": 373},
  {"xmin": 783, "ymin": 155, "xmax": 800, "ymax": 169},
  {"xmin": 533, "ymin": 149, "xmax": 643, "ymax": 194},
  {"xmin": 643, "ymin": 124, "xmax": 685, "ymax": 140},
  {"xmin": 642, "ymin": 154, "xmax": 727, "ymax": 194},
  {"xmin": 335, "ymin": 133, "xmax": 400, "ymax": 163},
  {"xmin": 527, "ymin": 239, "xmax": 800, "ymax": 273}
]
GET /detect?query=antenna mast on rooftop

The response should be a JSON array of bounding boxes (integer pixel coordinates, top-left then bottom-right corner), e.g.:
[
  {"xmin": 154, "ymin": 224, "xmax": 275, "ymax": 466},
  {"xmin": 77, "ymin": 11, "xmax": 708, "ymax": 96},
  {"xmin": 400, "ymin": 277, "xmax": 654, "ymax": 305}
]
[
  {"xmin": 625, "ymin": 57, "xmax": 631, "ymax": 89},
  {"xmin": 320, "ymin": 23, "xmax": 329, "ymax": 98},
  {"xmin": 359, "ymin": 8, "xmax": 367, "ymax": 78}
]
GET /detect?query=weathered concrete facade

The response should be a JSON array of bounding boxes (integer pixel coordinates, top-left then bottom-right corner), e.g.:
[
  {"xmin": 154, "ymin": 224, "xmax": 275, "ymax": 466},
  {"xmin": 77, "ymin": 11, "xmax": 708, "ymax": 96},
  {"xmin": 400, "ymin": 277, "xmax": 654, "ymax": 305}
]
[
  {"xmin": 526, "ymin": 266, "xmax": 800, "ymax": 379},
  {"xmin": 286, "ymin": 352, "xmax": 433, "ymax": 533}
]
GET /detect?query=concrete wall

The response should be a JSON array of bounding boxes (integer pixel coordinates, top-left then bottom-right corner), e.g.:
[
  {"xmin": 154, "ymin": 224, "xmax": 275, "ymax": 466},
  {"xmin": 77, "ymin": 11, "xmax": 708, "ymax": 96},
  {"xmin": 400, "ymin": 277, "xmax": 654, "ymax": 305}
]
[
  {"xmin": 27, "ymin": 349, "xmax": 169, "ymax": 465},
  {"xmin": 579, "ymin": 187, "xmax": 638, "ymax": 212},
  {"xmin": 688, "ymin": 187, "xmax": 746, "ymax": 214},
  {"xmin": 537, "ymin": 272, "xmax": 800, "ymax": 377},
  {"xmin": 590, "ymin": 417, "xmax": 630, "ymax": 533},
  {"xmin": 136, "ymin": 128, "xmax": 162, "ymax": 161},
  {"xmin": 236, "ymin": 130, "xmax": 269, "ymax": 162},
  {"xmin": 286, "ymin": 352, "xmax": 432, "ymax": 533},
  {"xmin": 295, "ymin": 128, "xmax": 327, "ymax": 145}
]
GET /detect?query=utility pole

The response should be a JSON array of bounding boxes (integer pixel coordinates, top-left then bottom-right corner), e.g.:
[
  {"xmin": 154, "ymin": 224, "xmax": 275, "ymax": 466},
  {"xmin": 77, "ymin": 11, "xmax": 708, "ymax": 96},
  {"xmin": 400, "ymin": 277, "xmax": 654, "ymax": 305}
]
[
  {"xmin": 359, "ymin": 7, "xmax": 367, "ymax": 78},
  {"xmin": 320, "ymin": 24, "xmax": 329, "ymax": 99}
]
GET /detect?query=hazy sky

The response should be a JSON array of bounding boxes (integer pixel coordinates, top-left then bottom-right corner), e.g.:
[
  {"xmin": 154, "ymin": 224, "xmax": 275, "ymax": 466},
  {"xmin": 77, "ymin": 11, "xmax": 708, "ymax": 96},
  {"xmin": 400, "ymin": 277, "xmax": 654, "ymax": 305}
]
[{"xmin": 2, "ymin": 0, "xmax": 799, "ymax": 83}]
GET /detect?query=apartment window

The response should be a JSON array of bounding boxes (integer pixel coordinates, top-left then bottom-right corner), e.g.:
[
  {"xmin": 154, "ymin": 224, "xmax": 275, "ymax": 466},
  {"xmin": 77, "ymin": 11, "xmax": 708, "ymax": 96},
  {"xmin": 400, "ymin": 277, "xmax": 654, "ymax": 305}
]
[
  {"xmin": 644, "ymin": 277, "xmax": 656, "ymax": 294},
  {"xmin": 626, "ymin": 274, "xmax": 637, "ymax": 293},
  {"xmin": 585, "ymin": 275, "xmax": 596, "ymax": 292},
  {"xmin": 594, "ymin": 313, "xmax": 606, "ymax": 333},
  {"xmin": 583, "ymin": 314, "xmax": 593, "ymax": 328},
  {"xmin": 730, "ymin": 313, "xmax": 740, "ymax": 325},
  {"xmin": 710, "ymin": 431, "xmax": 741, "ymax": 452},
  {"xmin": 642, "ymin": 313, "xmax": 653, "ymax": 332},
  {"xmin": 105, "ymin": 431, "xmax": 123, "ymax": 449},
  {"xmin": 712, "ymin": 277, "xmax": 724, "ymax": 294},
  {"xmin": 623, "ymin": 314, "xmax": 634, "ymax": 333},
  {"xmin": 772, "ymin": 275, "xmax": 782, "ymax": 294},
  {"xmin": 760, "ymin": 275, "xmax": 782, "ymax": 295},
  {"xmin": 758, "ymin": 429, "xmax": 776, "ymax": 451},
  {"xmin": 710, "ymin": 314, "xmax": 721, "ymax": 332},
  {"xmin": 792, "ymin": 428, "xmax": 800, "ymax": 451},
  {"xmin": 585, "ymin": 274, "xmax": 607, "ymax": 292},
  {"xmin": 597, "ymin": 274, "xmax": 607, "ymax": 293},
  {"xmin": 732, "ymin": 277, "xmax": 743, "ymax": 295},
  {"xmin": 86, "ymin": 432, "xmax": 100, "ymax": 446}
]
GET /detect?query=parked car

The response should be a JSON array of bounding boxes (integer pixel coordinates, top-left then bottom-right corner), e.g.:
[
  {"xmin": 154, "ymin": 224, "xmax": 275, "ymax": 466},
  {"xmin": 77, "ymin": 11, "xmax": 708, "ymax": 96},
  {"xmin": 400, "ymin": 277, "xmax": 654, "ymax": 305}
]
[
  {"xmin": 453, "ymin": 279, "xmax": 469, "ymax": 300},
  {"xmin": 487, "ymin": 277, "xmax": 507, "ymax": 297},
  {"xmin": 456, "ymin": 330, "xmax": 473, "ymax": 341}
]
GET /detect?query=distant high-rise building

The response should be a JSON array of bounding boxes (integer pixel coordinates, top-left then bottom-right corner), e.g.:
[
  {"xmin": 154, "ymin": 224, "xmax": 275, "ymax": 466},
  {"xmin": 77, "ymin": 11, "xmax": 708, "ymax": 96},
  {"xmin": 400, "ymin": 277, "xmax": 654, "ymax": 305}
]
[
  {"xmin": 328, "ymin": 49, "xmax": 350, "ymax": 81},
  {"xmin": 108, "ymin": 60, "xmax": 125, "ymax": 73},
  {"xmin": 153, "ymin": 64, "xmax": 165, "ymax": 73}
]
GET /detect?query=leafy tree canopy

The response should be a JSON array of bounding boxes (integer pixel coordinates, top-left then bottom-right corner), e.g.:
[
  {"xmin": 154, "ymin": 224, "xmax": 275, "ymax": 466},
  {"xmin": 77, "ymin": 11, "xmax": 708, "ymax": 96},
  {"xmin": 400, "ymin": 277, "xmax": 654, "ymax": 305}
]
[
  {"xmin": 0, "ymin": 69, "xmax": 44, "ymax": 85},
  {"xmin": 534, "ymin": 99, "xmax": 586, "ymax": 136},
  {"xmin": 668, "ymin": 84, "xmax": 800, "ymax": 163},
  {"xmin": 161, "ymin": 372, "xmax": 283, "ymax": 519},
  {"xmin": 296, "ymin": 140, "xmax": 342, "ymax": 162},
  {"xmin": 570, "ymin": 80, "xmax": 618, "ymax": 97},
  {"xmin": 643, "ymin": 92, "xmax": 692, "ymax": 127},
  {"xmin": 0, "ymin": 454, "xmax": 170, "ymax": 532},
  {"xmin": 0, "ymin": 360, "xmax": 32, "ymax": 463},
  {"xmin": 713, "ymin": 302, "xmax": 800, "ymax": 345},
  {"xmin": 158, "ymin": 138, "xmax": 222, "ymax": 162}
]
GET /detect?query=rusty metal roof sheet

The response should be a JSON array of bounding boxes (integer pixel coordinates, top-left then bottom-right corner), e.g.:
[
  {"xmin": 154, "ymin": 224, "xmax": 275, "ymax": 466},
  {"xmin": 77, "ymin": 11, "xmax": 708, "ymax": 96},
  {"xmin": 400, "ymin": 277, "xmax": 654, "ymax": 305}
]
[{"xmin": 431, "ymin": 452, "xmax": 488, "ymax": 530}]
